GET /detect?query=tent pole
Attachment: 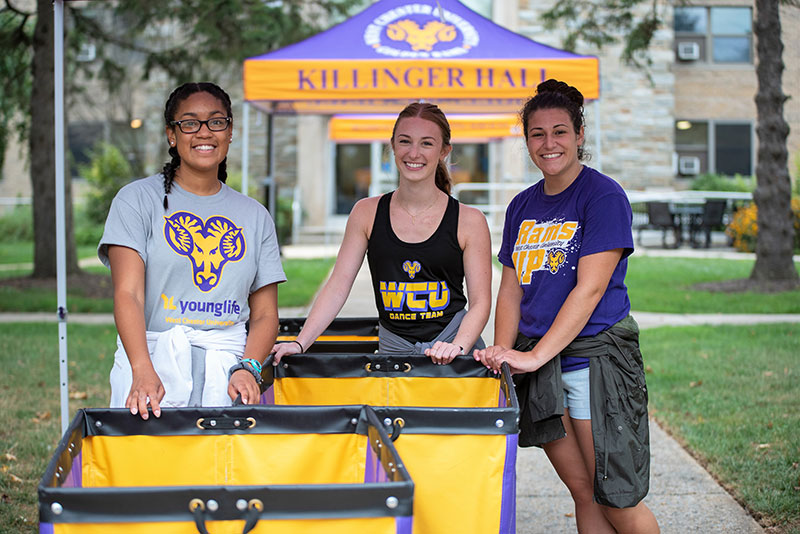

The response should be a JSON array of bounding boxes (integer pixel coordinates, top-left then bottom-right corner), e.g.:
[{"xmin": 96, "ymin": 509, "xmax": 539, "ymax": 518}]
[
  {"xmin": 266, "ymin": 113, "xmax": 276, "ymax": 218},
  {"xmin": 54, "ymin": 0, "xmax": 70, "ymax": 434},
  {"xmin": 241, "ymin": 101, "xmax": 250, "ymax": 196},
  {"xmin": 593, "ymin": 99, "xmax": 602, "ymax": 173}
]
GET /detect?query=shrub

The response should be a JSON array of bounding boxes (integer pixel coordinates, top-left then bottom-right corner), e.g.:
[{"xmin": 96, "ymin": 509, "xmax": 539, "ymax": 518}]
[
  {"xmin": 73, "ymin": 206, "xmax": 106, "ymax": 246},
  {"xmin": 80, "ymin": 142, "xmax": 133, "ymax": 225},
  {"xmin": 0, "ymin": 204, "xmax": 33, "ymax": 242},
  {"xmin": 690, "ymin": 173, "xmax": 754, "ymax": 193},
  {"xmin": 726, "ymin": 198, "xmax": 800, "ymax": 252},
  {"xmin": 276, "ymin": 194, "xmax": 294, "ymax": 245},
  {"xmin": 224, "ymin": 171, "xmax": 261, "ymax": 198}
]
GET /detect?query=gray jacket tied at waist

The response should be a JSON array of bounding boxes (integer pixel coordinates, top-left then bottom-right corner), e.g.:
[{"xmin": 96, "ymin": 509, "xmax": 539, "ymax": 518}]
[{"xmin": 513, "ymin": 315, "xmax": 651, "ymax": 508}]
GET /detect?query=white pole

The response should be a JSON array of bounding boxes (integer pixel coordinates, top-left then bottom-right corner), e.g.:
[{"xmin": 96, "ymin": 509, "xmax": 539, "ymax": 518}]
[
  {"xmin": 54, "ymin": 0, "xmax": 70, "ymax": 434},
  {"xmin": 267, "ymin": 113, "xmax": 276, "ymax": 218},
  {"xmin": 369, "ymin": 141, "xmax": 381, "ymax": 197},
  {"xmin": 241, "ymin": 101, "xmax": 250, "ymax": 197},
  {"xmin": 593, "ymin": 99, "xmax": 602, "ymax": 172}
]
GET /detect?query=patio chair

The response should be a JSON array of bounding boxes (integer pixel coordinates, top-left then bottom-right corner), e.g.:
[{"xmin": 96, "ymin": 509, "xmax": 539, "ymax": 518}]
[
  {"xmin": 689, "ymin": 199, "xmax": 727, "ymax": 248},
  {"xmin": 644, "ymin": 202, "xmax": 681, "ymax": 248}
]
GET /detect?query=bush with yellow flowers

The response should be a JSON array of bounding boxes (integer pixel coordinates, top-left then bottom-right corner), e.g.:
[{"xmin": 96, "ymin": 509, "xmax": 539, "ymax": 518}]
[{"xmin": 726, "ymin": 198, "xmax": 800, "ymax": 252}]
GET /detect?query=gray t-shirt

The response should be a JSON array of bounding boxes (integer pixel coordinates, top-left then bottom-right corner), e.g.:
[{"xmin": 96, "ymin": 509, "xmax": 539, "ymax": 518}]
[{"xmin": 99, "ymin": 174, "xmax": 286, "ymax": 332}]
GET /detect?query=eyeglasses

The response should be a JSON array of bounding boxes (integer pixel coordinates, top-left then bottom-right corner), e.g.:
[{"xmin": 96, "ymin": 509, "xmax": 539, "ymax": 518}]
[{"xmin": 170, "ymin": 117, "xmax": 231, "ymax": 134}]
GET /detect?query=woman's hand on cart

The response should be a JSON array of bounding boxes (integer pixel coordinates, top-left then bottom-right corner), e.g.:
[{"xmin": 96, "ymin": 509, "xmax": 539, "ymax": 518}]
[
  {"xmin": 228, "ymin": 370, "xmax": 261, "ymax": 405},
  {"xmin": 424, "ymin": 341, "xmax": 463, "ymax": 365},
  {"xmin": 270, "ymin": 340, "xmax": 304, "ymax": 364},
  {"xmin": 474, "ymin": 345, "xmax": 544, "ymax": 375},
  {"xmin": 126, "ymin": 367, "xmax": 164, "ymax": 419}
]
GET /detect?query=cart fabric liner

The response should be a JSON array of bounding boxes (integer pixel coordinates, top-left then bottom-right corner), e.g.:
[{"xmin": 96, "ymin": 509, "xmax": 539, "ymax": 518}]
[
  {"xmin": 39, "ymin": 405, "xmax": 413, "ymax": 533},
  {"xmin": 277, "ymin": 316, "xmax": 379, "ymax": 353},
  {"xmin": 267, "ymin": 352, "xmax": 520, "ymax": 534}
]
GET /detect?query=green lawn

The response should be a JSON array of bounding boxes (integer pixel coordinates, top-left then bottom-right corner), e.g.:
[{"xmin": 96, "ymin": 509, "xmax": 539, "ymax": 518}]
[
  {"xmin": 0, "ymin": 323, "xmax": 118, "ymax": 534},
  {"xmin": 641, "ymin": 324, "xmax": 800, "ymax": 531},
  {"xmin": 0, "ymin": 242, "xmax": 33, "ymax": 264},
  {"xmin": 0, "ymin": 242, "xmax": 97, "ymax": 265},
  {"xmin": 626, "ymin": 256, "xmax": 800, "ymax": 314}
]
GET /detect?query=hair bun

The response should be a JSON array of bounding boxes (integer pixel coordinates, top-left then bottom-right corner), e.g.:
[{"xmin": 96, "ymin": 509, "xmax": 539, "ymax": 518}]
[{"xmin": 536, "ymin": 79, "xmax": 584, "ymax": 108}]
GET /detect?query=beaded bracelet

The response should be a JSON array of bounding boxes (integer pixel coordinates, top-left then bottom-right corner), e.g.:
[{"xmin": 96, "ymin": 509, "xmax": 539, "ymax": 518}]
[{"xmin": 241, "ymin": 358, "xmax": 263, "ymax": 374}]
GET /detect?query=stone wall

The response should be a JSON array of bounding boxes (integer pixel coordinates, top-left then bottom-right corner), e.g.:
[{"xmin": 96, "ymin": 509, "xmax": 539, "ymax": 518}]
[{"xmin": 516, "ymin": 0, "xmax": 676, "ymax": 191}]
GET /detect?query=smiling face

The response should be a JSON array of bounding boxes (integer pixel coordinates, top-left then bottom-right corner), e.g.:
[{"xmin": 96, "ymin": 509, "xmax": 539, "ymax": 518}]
[
  {"xmin": 391, "ymin": 116, "xmax": 451, "ymax": 185},
  {"xmin": 525, "ymin": 107, "xmax": 584, "ymax": 183},
  {"xmin": 166, "ymin": 91, "xmax": 232, "ymax": 180}
]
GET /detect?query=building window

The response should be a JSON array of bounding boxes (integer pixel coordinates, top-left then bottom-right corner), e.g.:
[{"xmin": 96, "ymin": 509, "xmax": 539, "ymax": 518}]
[
  {"xmin": 674, "ymin": 6, "xmax": 752, "ymax": 64},
  {"xmin": 674, "ymin": 120, "xmax": 752, "ymax": 177},
  {"xmin": 335, "ymin": 144, "xmax": 371, "ymax": 215},
  {"xmin": 714, "ymin": 123, "xmax": 751, "ymax": 176},
  {"xmin": 450, "ymin": 143, "xmax": 489, "ymax": 204}
]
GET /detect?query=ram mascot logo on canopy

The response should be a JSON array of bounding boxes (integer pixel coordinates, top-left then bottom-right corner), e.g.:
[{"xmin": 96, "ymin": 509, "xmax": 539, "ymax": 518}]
[
  {"xmin": 164, "ymin": 212, "xmax": 245, "ymax": 292},
  {"xmin": 387, "ymin": 19, "xmax": 456, "ymax": 51}
]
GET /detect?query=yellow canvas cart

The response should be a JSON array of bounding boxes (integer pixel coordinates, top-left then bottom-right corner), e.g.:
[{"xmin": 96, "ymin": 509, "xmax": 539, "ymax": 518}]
[
  {"xmin": 39, "ymin": 405, "xmax": 413, "ymax": 534},
  {"xmin": 267, "ymin": 351, "xmax": 520, "ymax": 534}
]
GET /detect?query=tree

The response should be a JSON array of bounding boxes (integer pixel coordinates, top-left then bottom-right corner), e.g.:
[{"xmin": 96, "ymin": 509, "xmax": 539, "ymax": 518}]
[
  {"xmin": 30, "ymin": 0, "xmax": 79, "ymax": 277},
  {"xmin": 541, "ymin": 0, "xmax": 799, "ymax": 288},
  {"xmin": 750, "ymin": 0, "xmax": 798, "ymax": 286},
  {"xmin": 0, "ymin": 0, "xmax": 359, "ymax": 279},
  {"xmin": 0, "ymin": 6, "xmax": 32, "ymax": 173}
]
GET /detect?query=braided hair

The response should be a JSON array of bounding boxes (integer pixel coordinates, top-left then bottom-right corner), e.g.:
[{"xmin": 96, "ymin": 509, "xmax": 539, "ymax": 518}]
[
  {"xmin": 520, "ymin": 79, "xmax": 589, "ymax": 161},
  {"xmin": 391, "ymin": 102, "xmax": 453, "ymax": 194},
  {"xmin": 162, "ymin": 82, "xmax": 233, "ymax": 210}
]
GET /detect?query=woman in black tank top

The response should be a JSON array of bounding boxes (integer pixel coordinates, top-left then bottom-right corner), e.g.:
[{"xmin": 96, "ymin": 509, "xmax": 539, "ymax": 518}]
[{"xmin": 271, "ymin": 103, "xmax": 492, "ymax": 365}]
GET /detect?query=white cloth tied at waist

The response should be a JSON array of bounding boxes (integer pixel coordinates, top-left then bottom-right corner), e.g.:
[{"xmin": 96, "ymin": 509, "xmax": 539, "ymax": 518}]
[{"xmin": 110, "ymin": 322, "xmax": 247, "ymax": 408}]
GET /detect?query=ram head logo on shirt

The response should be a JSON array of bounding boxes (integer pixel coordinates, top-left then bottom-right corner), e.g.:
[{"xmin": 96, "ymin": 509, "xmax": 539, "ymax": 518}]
[
  {"xmin": 402, "ymin": 260, "xmax": 422, "ymax": 279},
  {"xmin": 164, "ymin": 212, "xmax": 245, "ymax": 292},
  {"xmin": 386, "ymin": 19, "xmax": 456, "ymax": 51},
  {"xmin": 547, "ymin": 248, "xmax": 567, "ymax": 274}
]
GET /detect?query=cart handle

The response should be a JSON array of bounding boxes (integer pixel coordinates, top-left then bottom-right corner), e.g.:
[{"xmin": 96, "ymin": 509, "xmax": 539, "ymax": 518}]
[
  {"xmin": 390, "ymin": 417, "xmax": 405, "ymax": 441},
  {"xmin": 189, "ymin": 498, "xmax": 264, "ymax": 534},
  {"xmin": 365, "ymin": 362, "xmax": 412, "ymax": 373}
]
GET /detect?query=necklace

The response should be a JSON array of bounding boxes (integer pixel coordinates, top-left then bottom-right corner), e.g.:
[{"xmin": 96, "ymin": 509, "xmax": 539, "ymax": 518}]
[{"xmin": 397, "ymin": 195, "xmax": 438, "ymax": 223}]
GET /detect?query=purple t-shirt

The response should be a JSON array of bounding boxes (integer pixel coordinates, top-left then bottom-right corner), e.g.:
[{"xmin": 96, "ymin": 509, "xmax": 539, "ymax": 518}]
[{"xmin": 498, "ymin": 166, "xmax": 634, "ymax": 372}]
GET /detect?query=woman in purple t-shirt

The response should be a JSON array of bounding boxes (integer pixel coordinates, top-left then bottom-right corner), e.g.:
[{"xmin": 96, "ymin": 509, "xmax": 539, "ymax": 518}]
[{"xmin": 475, "ymin": 80, "xmax": 659, "ymax": 533}]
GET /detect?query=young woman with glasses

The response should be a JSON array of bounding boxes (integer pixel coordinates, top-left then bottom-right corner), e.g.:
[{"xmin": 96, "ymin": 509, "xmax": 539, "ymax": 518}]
[{"xmin": 98, "ymin": 82, "xmax": 285, "ymax": 419}]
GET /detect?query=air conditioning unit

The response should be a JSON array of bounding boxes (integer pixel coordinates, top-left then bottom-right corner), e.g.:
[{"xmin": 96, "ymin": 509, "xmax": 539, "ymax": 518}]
[
  {"xmin": 76, "ymin": 43, "xmax": 96, "ymax": 63},
  {"xmin": 677, "ymin": 41, "xmax": 700, "ymax": 61},
  {"xmin": 679, "ymin": 156, "xmax": 701, "ymax": 175}
]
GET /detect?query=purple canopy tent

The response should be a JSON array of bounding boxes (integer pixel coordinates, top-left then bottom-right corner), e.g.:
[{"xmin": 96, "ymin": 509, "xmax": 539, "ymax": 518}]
[{"xmin": 240, "ymin": 0, "xmax": 601, "ymax": 211}]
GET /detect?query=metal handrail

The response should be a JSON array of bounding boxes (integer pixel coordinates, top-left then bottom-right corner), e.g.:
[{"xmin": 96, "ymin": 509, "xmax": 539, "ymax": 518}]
[
  {"xmin": 625, "ymin": 190, "xmax": 752, "ymax": 204},
  {"xmin": 0, "ymin": 197, "xmax": 32, "ymax": 206},
  {"xmin": 451, "ymin": 182, "xmax": 753, "ymax": 234}
]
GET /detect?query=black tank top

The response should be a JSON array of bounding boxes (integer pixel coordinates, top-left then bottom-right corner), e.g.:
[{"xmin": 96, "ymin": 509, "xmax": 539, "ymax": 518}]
[{"xmin": 367, "ymin": 192, "xmax": 467, "ymax": 342}]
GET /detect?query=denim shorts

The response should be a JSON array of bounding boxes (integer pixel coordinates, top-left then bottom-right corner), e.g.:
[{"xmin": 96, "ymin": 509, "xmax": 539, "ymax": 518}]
[{"xmin": 562, "ymin": 366, "xmax": 591, "ymax": 420}]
